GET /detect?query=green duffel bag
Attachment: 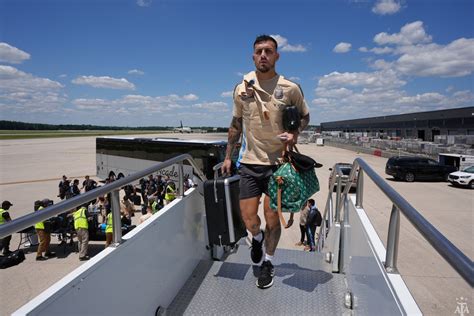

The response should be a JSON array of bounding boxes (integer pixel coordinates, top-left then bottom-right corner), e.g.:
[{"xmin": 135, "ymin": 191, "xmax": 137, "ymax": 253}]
[{"xmin": 268, "ymin": 160, "xmax": 319, "ymax": 226}]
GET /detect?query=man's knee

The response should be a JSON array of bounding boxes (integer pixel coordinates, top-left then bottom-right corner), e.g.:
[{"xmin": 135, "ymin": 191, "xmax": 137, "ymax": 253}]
[
  {"xmin": 240, "ymin": 198, "xmax": 259, "ymax": 218},
  {"xmin": 240, "ymin": 197, "xmax": 261, "ymax": 233},
  {"xmin": 263, "ymin": 200, "xmax": 280, "ymax": 227}
]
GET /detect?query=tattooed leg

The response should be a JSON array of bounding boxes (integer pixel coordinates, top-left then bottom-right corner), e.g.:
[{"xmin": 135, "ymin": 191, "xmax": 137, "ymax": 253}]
[
  {"xmin": 263, "ymin": 195, "xmax": 281, "ymax": 255},
  {"xmin": 240, "ymin": 197, "xmax": 261, "ymax": 236}
]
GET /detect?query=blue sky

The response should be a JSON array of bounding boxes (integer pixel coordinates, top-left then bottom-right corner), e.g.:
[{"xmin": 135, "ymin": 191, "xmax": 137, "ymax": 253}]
[{"xmin": 1, "ymin": 0, "xmax": 473, "ymax": 127}]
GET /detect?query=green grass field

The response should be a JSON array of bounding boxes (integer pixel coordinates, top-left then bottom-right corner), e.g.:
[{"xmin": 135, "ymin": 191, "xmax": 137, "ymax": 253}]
[{"xmin": 0, "ymin": 130, "xmax": 169, "ymax": 140}]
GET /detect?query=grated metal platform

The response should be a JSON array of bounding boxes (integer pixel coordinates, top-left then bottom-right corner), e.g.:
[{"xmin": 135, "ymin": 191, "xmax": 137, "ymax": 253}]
[{"xmin": 167, "ymin": 244, "xmax": 348, "ymax": 315}]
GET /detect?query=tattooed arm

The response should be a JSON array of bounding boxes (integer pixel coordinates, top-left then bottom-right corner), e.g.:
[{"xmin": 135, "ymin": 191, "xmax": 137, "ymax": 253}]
[
  {"xmin": 221, "ymin": 116, "xmax": 242, "ymax": 175},
  {"xmin": 281, "ymin": 113, "xmax": 310, "ymax": 148},
  {"xmin": 299, "ymin": 113, "xmax": 310, "ymax": 133}
]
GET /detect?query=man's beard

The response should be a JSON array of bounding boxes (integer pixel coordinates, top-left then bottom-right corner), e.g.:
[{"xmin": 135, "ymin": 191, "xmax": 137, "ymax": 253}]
[{"xmin": 257, "ymin": 64, "xmax": 271, "ymax": 73}]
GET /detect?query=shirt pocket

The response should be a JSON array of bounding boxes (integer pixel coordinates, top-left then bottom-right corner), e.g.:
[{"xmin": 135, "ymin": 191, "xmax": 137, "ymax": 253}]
[{"xmin": 266, "ymin": 96, "xmax": 288, "ymax": 131}]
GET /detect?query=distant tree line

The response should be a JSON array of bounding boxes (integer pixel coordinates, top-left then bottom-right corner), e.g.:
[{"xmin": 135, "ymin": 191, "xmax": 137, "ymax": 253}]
[
  {"xmin": 0, "ymin": 120, "xmax": 316, "ymax": 133},
  {"xmin": 0, "ymin": 120, "xmax": 229, "ymax": 132}
]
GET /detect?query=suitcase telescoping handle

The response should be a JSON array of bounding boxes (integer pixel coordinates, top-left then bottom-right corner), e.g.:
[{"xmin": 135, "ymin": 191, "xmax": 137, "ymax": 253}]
[
  {"xmin": 212, "ymin": 162, "xmax": 224, "ymax": 203},
  {"xmin": 213, "ymin": 162, "xmax": 224, "ymax": 179}
]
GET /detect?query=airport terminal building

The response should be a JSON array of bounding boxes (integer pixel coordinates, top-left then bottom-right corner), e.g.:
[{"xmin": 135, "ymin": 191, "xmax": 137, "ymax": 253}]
[{"xmin": 320, "ymin": 107, "xmax": 474, "ymax": 141}]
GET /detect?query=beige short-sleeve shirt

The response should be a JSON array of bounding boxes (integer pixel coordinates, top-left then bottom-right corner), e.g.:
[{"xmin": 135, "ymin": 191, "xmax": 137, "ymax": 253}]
[{"xmin": 233, "ymin": 71, "xmax": 309, "ymax": 165}]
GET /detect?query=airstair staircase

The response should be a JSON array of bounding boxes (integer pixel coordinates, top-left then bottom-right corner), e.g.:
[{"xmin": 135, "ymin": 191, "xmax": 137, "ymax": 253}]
[{"xmin": 1, "ymin": 154, "xmax": 471, "ymax": 316}]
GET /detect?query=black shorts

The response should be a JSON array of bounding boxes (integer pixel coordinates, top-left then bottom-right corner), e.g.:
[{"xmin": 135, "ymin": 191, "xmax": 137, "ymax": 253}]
[{"xmin": 239, "ymin": 164, "xmax": 278, "ymax": 199}]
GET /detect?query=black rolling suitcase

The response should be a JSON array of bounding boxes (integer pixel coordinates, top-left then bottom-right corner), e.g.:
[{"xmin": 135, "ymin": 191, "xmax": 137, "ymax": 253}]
[
  {"xmin": 204, "ymin": 175, "xmax": 247, "ymax": 259},
  {"xmin": 132, "ymin": 194, "xmax": 142, "ymax": 206},
  {"xmin": 0, "ymin": 249, "xmax": 25, "ymax": 269}
]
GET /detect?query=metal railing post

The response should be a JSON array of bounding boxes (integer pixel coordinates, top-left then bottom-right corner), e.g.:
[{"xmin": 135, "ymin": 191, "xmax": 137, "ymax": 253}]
[
  {"xmin": 343, "ymin": 194, "xmax": 350, "ymax": 224},
  {"xmin": 110, "ymin": 190, "xmax": 122, "ymax": 246},
  {"xmin": 385, "ymin": 204, "xmax": 400, "ymax": 273},
  {"xmin": 328, "ymin": 197, "xmax": 333, "ymax": 230},
  {"xmin": 178, "ymin": 162, "xmax": 184, "ymax": 198},
  {"xmin": 356, "ymin": 168, "xmax": 364, "ymax": 208},
  {"xmin": 335, "ymin": 176, "xmax": 342, "ymax": 222},
  {"xmin": 339, "ymin": 195, "xmax": 350, "ymax": 272}
]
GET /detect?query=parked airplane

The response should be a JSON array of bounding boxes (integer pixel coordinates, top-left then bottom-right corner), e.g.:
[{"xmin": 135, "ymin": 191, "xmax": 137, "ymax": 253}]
[{"xmin": 173, "ymin": 120, "xmax": 192, "ymax": 133}]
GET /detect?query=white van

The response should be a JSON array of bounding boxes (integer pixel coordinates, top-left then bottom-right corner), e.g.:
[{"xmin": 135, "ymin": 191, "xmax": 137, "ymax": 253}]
[{"xmin": 438, "ymin": 153, "xmax": 474, "ymax": 171}]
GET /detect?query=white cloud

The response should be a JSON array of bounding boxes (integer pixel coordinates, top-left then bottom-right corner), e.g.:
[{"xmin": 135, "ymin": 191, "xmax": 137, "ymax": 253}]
[
  {"xmin": 359, "ymin": 46, "xmax": 394, "ymax": 54},
  {"xmin": 395, "ymin": 92, "xmax": 446, "ymax": 106},
  {"xmin": 370, "ymin": 59, "xmax": 393, "ymax": 70},
  {"xmin": 73, "ymin": 98, "xmax": 112, "ymax": 110},
  {"xmin": 312, "ymin": 67, "xmax": 473, "ymax": 121},
  {"xmin": 192, "ymin": 102, "xmax": 229, "ymax": 112},
  {"xmin": 288, "ymin": 76, "xmax": 301, "ymax": 81},
  {"xmin": 72, "ymin": 93, "xmax": 201, "ymax": 113},
  {"xmin": 281, "ymin": 44, "xmax": 307, "ymax": 53},
  {"xmin": 137, "ymin": 0, "xmax": 152, "ymax": 7},
  {"xmin": 451, "ymin": 90, "xmax": 474, "ymax": 104},
  {"xmin": 313, "ymin": 20, "xmax": 474, "ymax": 122},
  {"xmin": 333, "ymin": 42, "xmax": 352, "ymax": 53},
  {"xmin": 0, "ymin": 66, "xmax": 64, "ymax": 90},
  {"xmin": 58, "ymin": 74, "xmax": 67, "ymax": 78},
  {"xmin": 362, "ymin": 21, "xmax": 474, "ymax": 78},
  {"xmin": 182, "ymin": 93, "xmax": 199, "ymax": 101},
  {"xmin": 395, "ymin": 38, "xmax": 474, "ymax": 77},
  {"xmin": 0, "ymin": 65, "xmax": 66, "ymax": 113},
  {"xmin": 221, "ymin": 91, "xmax": 233, "ymax": 98},
  {"xmin": 72, "ymin": 75, "xmax": 135, "ymax": 90},
  {"xmin": 372, "ymin": 0, "xmax": 401, "ymax": 15},
  {"xmin": 371, "ymin": 47, "xmax": 394, "ymax": 54},
  {"xmin": 374, "ymin": 21, "xmax": 431, "ymax": 46},
  {"xmin": 128, "ymin": 69, "xmax": 144, "ymax": 75},
  {"xmin": 0, "ymin": 42, "xmax": 31, "ymax": 64},
  {"xmin": 446, "ymin": 86, "xmax": 455, "ymax": 93},
  {"xmin": 314, "ymin": 87, "xmax": 353, "ymax": 99},
  {"xmin": 270, "ymin": 34, "xmax": 307, "ymax": 52},
  {"xmin": 317, "ymin": 70, "xmax": 406, "ymax": 90}
]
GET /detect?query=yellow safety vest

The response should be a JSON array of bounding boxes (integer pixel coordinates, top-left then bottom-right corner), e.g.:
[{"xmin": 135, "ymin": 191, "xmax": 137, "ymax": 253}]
[
  {"xmin": 152, "ymin": 201, "xmax": 159, "ymax": 214},
  {"xmin": 0, "ymin": 208, "xmax": 5, "ymax": 225},
  {"xmin": 35, "ymin": 206, "xmax": 45, "ymax": 230},
  {"xmin": 164, "ymin": 185, "xmax": 176, "ymax": 201},
  {"xmin": 74, "ymin": 207, "xmax": 88, "ymax": 230},
  {"xmin": 105, "ymin": 213, "xmax": 113, "ymax": 233}
]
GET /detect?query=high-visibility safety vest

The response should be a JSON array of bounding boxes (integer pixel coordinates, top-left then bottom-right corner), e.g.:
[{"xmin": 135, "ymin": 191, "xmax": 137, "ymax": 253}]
[
  {"xmin": 105, "ymin": 213, "xmax": 113, "ymax": 233},
  {"xmin": 0, "ymin": 208, "xmax": 5, "ymax": 225},
  {"xmin": 35, "ymin": 206, "xmax": 45, "ymax": 230},
  {"xmin": 74, "ymin": 207, "xmax": 88, "ymax": 230},
  {"xmin": 151, "ymin": 201, "xmax": 159, "ymax": 214},
  {"xmin": 164, "ymin": 185, "xmax": 176, "ymax": 201}
]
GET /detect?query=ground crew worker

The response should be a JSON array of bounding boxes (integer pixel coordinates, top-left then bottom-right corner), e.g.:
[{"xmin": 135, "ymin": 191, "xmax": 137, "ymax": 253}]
[
  {"xmin": 164, "ymin": 181, "xmax": 176, "ymax": 205},
  {"xmin": 35, "ymin": 200, "xmax": 56, "ymax": 261},
  {"xmin": 0, "ymin": 200, "xmax": 13, "ymax": 255},
  {"xmin": 150, "ymin": 198, "xmax": 160, "ymax": 214},
  {"xmin": 105, "ymin": 209, "xmax": 113, "ymax": 248},
  {"xmin": 74, "ymin": 204, "xmax": 90, "ymax": 260}
]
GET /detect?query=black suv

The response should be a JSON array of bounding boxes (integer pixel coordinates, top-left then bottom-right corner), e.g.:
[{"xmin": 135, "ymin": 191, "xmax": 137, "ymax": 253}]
[{"xmin": 385, "ymin": 156, "xmax": 457, "ymax": 182}]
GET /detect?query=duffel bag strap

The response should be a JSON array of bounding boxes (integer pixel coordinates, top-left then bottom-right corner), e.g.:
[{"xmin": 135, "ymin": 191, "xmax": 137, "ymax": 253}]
[{"xmin": 276, "ymin": 176, "xmax": 287, "ymax": 227}]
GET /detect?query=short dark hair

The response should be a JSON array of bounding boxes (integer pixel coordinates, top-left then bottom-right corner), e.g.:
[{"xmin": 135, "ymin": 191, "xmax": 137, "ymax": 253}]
[
  {"xmin": 254, "ymin": 35, "xmax": 278, "ymax": 51},
  {"xmin": 308, "ymin": 199, "xmax": 315, "ymax": 206},
  {"xmin": 2, "ymin": 200, "xmax": 12, "ymax": 209}
]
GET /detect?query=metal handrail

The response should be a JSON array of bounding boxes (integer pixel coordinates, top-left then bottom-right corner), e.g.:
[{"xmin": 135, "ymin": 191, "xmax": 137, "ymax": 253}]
[
  {"xmin": 316, "ymin": 164, "xmax": 345, "ymax": 251},
  {"xmin": 320, "ymin": 157, "xmax": 473, "ymax": 287},
  {"xmin": 0, "ymin": 154, "xmax": 207, "ymax": 240}
]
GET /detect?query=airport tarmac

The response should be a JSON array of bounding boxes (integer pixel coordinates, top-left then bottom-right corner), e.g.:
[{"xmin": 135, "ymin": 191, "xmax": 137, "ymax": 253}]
[{"xmin": 0, "ymin": 134, "xmax": 472, "ymax": 315}]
